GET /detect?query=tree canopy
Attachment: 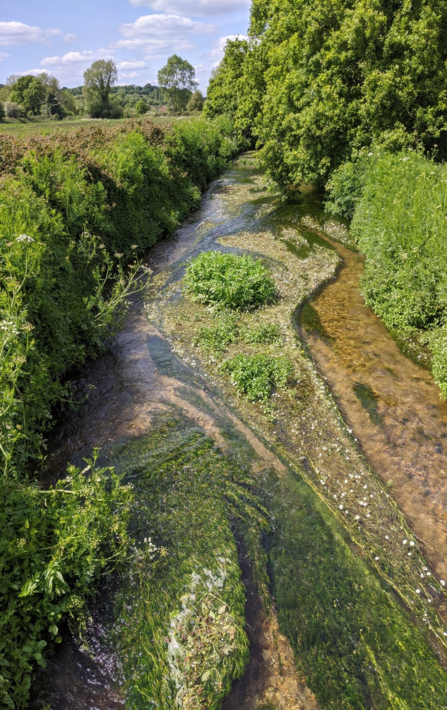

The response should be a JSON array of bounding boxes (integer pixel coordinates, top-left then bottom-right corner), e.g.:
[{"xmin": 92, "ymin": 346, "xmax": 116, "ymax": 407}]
[
  {"xmin": 83, "ymin": 59, "xmax": 118, "ymax": 118},
  {"xmin": 206, "ymin": 0, "xmax": 447, "ymax": 188},
  {"xmin": 158, "ymin": 54, "xmax": 198, "ymax": 112}
]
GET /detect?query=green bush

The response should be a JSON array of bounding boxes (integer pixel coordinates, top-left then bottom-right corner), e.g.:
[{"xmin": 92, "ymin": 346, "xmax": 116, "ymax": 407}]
[
  {"xmin": 221, "ymin": 353, "xmax": 293, "ymax": 402},
  {"xmin": 0, "ymin": 453, "xmax": 132, "ymax": 709},
  {"xmin": 184, "ymin": 251, "xmax": 277, "ymax": 310},
  {"xmin": 349, "ymin": 150, "xmax": 447, "ymax": 395}
]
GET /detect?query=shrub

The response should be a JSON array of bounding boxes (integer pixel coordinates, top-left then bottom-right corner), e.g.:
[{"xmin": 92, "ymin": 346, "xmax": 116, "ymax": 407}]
[
  {"xmin": 350, "ymin": 150, "xmax": 447, "ymax": 396},
  {"xmin": 0, "ymin": 452, "xmax": 132, "ymax": 709},
  {"xmin": 221, "ymin": 353, "xmax": 293, "ymax": 402},
  {"xmin": 184, "ymin": 251, "xmax": 277, "ymax": 311}
]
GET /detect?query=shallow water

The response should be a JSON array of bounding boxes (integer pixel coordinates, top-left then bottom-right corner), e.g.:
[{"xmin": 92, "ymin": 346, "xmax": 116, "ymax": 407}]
[
  {"xmin": 31, "ymin": 158, "xmax": 447, "ymax": 708},
  {"xmin": 300, "ymin": 235, "xmax": 447, "ymax": 585}
]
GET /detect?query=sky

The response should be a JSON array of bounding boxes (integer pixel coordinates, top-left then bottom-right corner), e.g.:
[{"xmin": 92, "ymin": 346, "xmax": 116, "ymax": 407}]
[{"xmin": 0, "ymin": 0, "xmax": 251, "ymax": 91}]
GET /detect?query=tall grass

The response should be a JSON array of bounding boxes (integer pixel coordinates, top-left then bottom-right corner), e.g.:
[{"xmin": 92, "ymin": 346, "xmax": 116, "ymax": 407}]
[{"xmin": 349, "ymin": 151, "xmax": 447, "ymax": 396}]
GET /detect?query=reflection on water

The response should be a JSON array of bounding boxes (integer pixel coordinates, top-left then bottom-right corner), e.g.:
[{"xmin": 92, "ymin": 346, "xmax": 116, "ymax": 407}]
[{"xmin": 301, "ymin": 235, "xmax": 447, "ymax": 582}]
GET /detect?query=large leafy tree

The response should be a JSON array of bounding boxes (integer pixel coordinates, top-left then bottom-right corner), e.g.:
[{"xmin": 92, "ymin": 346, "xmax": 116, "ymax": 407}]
[
  {"xmin": 83, "ymin": 60, "xmax": 118, "ymax": 118},
  {"xmin": 9, "ymin": 76, "xmax": 46, "ymax": 115},
  {"xmin": 157, "ymin": 55, "xmax": 198, "ymax": 112},
  {"xmin": 207, "ymin": 0, "xmax": 447, "ymax": 187}
]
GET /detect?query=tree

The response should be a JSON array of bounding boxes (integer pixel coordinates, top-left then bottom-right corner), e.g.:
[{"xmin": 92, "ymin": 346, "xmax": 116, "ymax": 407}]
[
  {"xmin": 157, "ymin": 55, "xmax": 198, "ymax": 112},
  {"xmin": 187, "ymin": 89, "xmax": 204, "ymax": 112},
  {"xmin": 208, "ymin": 0, "xmax": 447, "ymax": 188},
  {"xmin": 83, "ymin": 60, "xmax": 118, "ymax": 118},
  {"xmin": 10, "ymin": 76, "xmax": 45, "ymax": 115},
  {"xmin": 135, "ymin": 98, "xmax": 148, "ymax": 115}
]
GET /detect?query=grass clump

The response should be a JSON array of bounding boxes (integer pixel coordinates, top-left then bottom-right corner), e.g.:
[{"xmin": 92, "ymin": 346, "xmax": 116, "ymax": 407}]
[
  {"xmin": 242, "ymin": 322, "xmax": 281, "ymax": 344},
  {"xmin": 194, "ymin": 311, "xmax": 239, "ymax": 352},
  {"xmin": 221, "ymin": 353, "xmax": 293, "ymax": 403},
  {"xmin": 184, "ymin": 251, "xmax": 277, "ymax": 310}
]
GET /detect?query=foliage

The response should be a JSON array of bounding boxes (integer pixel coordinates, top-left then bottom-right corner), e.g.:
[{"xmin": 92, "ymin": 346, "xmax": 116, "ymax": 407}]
[
  {"xmin": 83, "ymin": 60, "xmax": 118, "ymax": 118},
  {"xmin": 0, "ymin": 116, "xmax": 241, "ymax": 475},
  {"xmin": 134, "ymin": 98, "xmax": 148, "ymax": 115},
  {"xmin": 207, "ymin": 0, "xmax": 447, "ymax": 187},
  {"xmin": 158, "ymin": 55, "xmax": 198, "ymax": 112},
  {"xmin": 242, "ymin": 322, "xmax": 281, "ymax": 344},
  {"xmin": 348, "ymin": 150, "xmax": 447, "ymax": 397},
  {"xmin": 187, "ymin": 90, "xmax": 204, "ymax": 112},
  {"xmin": 194, "ymin": 311, "xmax": 239, "ymax": 352},
  {"xmin": 221, "ymin": 353, "xmax": 293, "ymax": 403},
  {"xmin": 5, "ymin": 74, "xmax": 71, "ymax": 120},
  {"xmin": 0, "ymin": 452, "xmax": 132, "ymax": 709},
  {"xmin": 184, "ymin": 251, "xmax": 277, "ymax": 310}
]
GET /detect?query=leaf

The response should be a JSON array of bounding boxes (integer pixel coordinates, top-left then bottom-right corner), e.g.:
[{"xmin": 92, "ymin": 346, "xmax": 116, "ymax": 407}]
[{"xmin": 201, "ymin": 670, "xmax": 211, "ymax": 682}]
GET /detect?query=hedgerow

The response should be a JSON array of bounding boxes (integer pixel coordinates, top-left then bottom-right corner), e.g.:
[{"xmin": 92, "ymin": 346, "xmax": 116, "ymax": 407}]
[{"xmin": 0, "ymin": 115, "xmax": 242, "ymax": 706}]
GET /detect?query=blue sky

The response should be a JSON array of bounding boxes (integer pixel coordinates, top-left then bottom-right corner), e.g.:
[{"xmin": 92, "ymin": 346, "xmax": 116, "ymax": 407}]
[{"xmin": 0, "ymin": 0, "xmax": 251, "ymax": 90}]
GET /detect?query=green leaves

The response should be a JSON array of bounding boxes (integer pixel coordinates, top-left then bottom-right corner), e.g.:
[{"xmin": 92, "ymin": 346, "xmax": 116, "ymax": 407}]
[
  {"xmin": 184, "ymin": 251, "xmax": 277, "ymax": 311},
  {"xmin": 221, "ymin": 353, "xmax": 293, "ymax": 403}
]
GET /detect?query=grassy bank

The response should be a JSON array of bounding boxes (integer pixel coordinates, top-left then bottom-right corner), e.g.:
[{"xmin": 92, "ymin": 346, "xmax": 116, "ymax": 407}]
[
  {"xmin": 0, "ymin": 115, "xmax": 243, "ymax": 708},
  {"xmin": 327, "ymin": 150, "xmax": 447, "ymax": 398},
  {"xmin": 0, "ymin": 115, "xmax": 180, "ymax": 136}
]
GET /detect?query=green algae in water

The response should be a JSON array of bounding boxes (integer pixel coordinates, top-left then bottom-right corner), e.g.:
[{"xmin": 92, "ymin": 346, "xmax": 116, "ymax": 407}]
[
  {"xmin": 353, "ymin": 382, "xmax": 383, "ymax": 427},
  {"xmin": 265, "ymin": 469, "xmax": 447, "ymax": 710},
  {"xmin": 107, "ymin": 423, "xmax": 268, "ymax": 710}
]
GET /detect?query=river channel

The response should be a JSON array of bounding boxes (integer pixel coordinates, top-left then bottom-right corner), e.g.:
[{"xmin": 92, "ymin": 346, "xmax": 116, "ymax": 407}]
[{"xmin": 31, "ymin": 155, "xmax": 447, "ymax": 710}]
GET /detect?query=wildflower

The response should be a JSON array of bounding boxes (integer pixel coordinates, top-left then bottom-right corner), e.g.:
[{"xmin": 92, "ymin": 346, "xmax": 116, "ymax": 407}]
[
  {"xmin": 16, "ymin": 234, "xmax": 34, "ymax": 243},
  {"xmin": 115, "ymin": 253, "xmax": 124, "ymax": 258},
  {"xmin": 131, "ymin": 244, "xmax": 138, "ymax": 249},
  {"xmin": 403, "ymin": 539, "xmax": 408, "ymax": 545},
  {"xmin": 416, "ymin": 589, "xmax": 421, "ymax": 594},
  {"xmin": 355, "ymin": 515, "xmax": 360, "ymax": 520},
  {"xmin": 409, "ymin": 541, "xmax": 415, "ymax": 547},
  {"xmin": 368, "ymin": 152, "xmax": 374, "ymax": 157},
  {"xmin": 441, "ymin": 580, "xmax": 446, "ymax": 587},
  {"xmin": 375, "ymin": 556, "xmax": 379, "ymax": 561},
  {"xmin": 339, "ymin": 504, "xmax": 343, "ymax": 510}
]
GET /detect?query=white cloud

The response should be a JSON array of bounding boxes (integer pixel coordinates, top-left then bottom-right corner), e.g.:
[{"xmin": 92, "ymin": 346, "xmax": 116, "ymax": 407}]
[
  {"xmin": 38, "ymin": 49, "xmax": 114, "ymax": 85},
  {"xmin": 0, "ymin": 51, "xmax": 10, "ymax": 62},
  {"xmin": 119, "ymin": 71, "xmax": 140, "ymax": 79},
  {"xmin": 0, "ymin": 22, "xmax": 61, "ymax": 47},
  {"xmin": 41, "ymin": 49, "xmax": 113, "ymax": 67},
  {"xmin": 129, "ymin": 0, "xmax": 250, "ymax": 15},
  {"xmin": 204, "ymin": 34, "xmax": 248, "ymax": 65},
  {"xmin": 116, "ymin": 60, "xmax": 147, "ymax": 69},
  {"xmin": 64, "ymin": 33, "xmax": 77, "ymax": 43},
  {"xmin": 115, "ymin": 14, "xmax": 215, "ymax": 58}
]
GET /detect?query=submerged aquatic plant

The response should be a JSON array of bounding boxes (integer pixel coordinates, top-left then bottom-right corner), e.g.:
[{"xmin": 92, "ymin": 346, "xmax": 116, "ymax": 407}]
[{"xmin": 221, "ymin": 353, "xmax": 293, "ymax": 403}]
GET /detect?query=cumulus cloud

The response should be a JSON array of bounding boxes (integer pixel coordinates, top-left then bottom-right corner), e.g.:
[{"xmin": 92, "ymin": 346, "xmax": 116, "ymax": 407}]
[
  {"xmin": 116, "ymin": 60, "xmax": 147, "ymax": 69},
  {"xmin": 38, "ymin": 49, "xmax": 114, "ymax": 84},
  {"xmin": 41, "ymin": 49, "xmax": 114, "ymax": 67},
  {"xmin": 0, "ymin": 22, "xmax": 61, "ymax": 47},
  {"xmin": 115, "ymin": 14, "xmax": 215, "ymax": 58},
  {"xmin": 119, "ymin": 71, "xmax": 140, "ymax": 79},
  {"xmin": 128, "ymin": 0, "xmax": 250, "ymax": 15},
  {"xmin": 204, "ymin": 34, "xmax": 248, "ymax": 65},
  {"xmin": 64, "ymin": 33, "xmax": 77, "ymax": 43}
]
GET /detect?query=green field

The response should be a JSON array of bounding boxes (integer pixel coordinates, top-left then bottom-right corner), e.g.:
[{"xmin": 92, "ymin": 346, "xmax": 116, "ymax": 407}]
[{"xmin": 0, "ymin": 114, "xmax": 180, "ymax": 135}]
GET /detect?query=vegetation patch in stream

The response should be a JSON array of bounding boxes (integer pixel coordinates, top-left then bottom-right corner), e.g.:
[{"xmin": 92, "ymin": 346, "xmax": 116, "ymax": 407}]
[
  {"xmin": 353, "ymin": 382, "xmax": 383, "ymax": 427},
  {"xmin": 102, "ymin": 418, "xmax": 269, "ymax": 709}
]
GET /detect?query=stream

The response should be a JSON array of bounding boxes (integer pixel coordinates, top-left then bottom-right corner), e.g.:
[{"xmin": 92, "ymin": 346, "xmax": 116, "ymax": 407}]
[{"xmin": 31, "ymin": 156, "xmax": 447, "ymax": 709}]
